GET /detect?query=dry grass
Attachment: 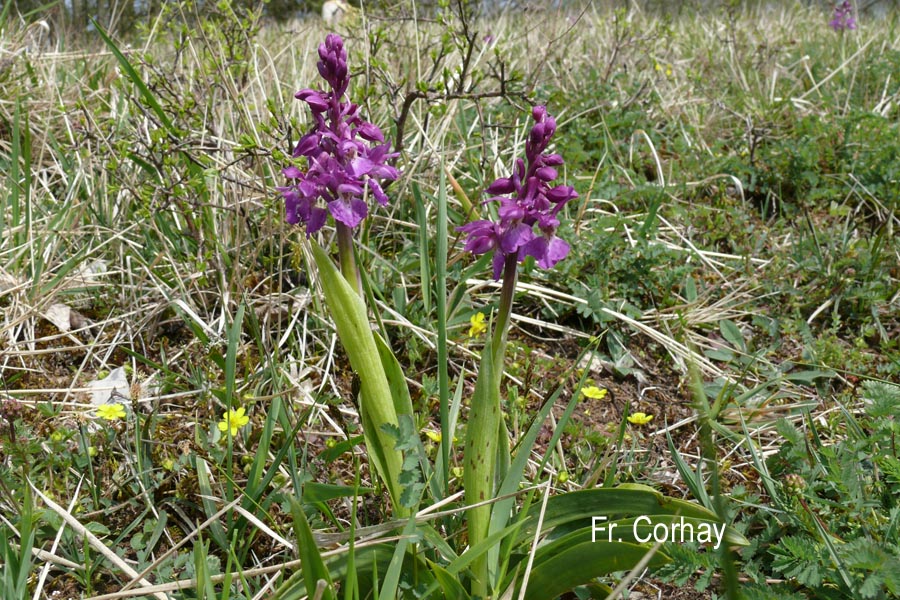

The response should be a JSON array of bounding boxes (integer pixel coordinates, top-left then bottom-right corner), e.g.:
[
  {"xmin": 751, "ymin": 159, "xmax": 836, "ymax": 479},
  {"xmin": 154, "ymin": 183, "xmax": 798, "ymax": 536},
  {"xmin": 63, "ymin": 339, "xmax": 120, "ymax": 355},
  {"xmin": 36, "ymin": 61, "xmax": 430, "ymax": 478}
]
[{"xmin": 1, "ymin": 1, "xmax": 899, "ymax": 597}]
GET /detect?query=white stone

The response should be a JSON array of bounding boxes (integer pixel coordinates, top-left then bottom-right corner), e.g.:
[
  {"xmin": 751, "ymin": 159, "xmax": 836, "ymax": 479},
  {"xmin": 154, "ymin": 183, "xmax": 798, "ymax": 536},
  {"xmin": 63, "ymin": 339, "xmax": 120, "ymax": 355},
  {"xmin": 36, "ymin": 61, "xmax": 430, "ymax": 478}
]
[{"xmin": 322, "ymin": 0, "xmax": 349, "ymax": 25}]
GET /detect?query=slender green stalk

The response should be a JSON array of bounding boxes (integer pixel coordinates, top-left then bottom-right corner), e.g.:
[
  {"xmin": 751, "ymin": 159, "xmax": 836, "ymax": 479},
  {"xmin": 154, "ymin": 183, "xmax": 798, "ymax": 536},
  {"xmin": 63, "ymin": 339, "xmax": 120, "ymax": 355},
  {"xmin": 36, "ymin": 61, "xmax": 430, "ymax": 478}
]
[
  {"xmin": 336, "ymin": 222, "xmax": 362, "ymax": 295},
  {"xmin": 491, "ymin": 255, "xmax": 519, "ymax": 368},
  {"xmin": 436, "ymin": 174, "xmax": 450, "ymax": 497}
]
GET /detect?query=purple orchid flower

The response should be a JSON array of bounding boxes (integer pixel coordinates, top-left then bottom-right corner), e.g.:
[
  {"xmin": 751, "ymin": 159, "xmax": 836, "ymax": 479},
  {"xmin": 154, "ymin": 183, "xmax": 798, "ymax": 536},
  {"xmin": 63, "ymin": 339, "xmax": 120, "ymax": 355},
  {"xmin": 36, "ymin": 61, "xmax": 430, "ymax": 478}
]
[
  {"xmin": 279, "ymin": 34, "xmax": 400, "ymax": 235},
  {"xmin": 458, "ymin": 106, "xmax": 577, "ymax": 280},
  {"xmin": 829, "ymin": 1, "xmax": 856, "ymax": 32}
]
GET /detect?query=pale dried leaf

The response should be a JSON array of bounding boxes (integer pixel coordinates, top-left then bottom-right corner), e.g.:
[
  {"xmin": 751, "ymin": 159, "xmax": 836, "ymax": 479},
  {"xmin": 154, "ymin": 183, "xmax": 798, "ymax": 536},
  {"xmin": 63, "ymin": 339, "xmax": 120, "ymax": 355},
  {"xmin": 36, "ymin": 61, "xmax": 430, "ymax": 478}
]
[
  {"xmin": 87, "ymin": 367, "xmax": 130, "ymax": 406},
  {"xmin": 44, "ymin": 303, "xmax": 72, "ymax": 332}
]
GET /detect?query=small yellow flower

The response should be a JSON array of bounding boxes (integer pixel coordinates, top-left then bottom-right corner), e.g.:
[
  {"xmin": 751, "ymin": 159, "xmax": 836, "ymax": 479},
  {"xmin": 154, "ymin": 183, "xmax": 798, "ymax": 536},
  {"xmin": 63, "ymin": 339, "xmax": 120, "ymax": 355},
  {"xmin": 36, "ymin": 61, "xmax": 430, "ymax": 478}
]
[
  {"xmin": 582, "ymin": 385, "xmax": 608, "ymax": 400},
  {"xmin": 451, "ymin": 466, "xmax": 464, "ymax": 479},
  {"xmin": 425, "ymin": 430, "xmax": 458, "ymax": 443},
  {"xmin": 218, "ymin": 407, "xmax": 250, "ymax": 437},
  {"xmin": 627, "ymin": 412, "xmax": 654, "ymax": 426},
  {"xmin": 468, "ymin": 312, "xmax": 487, "ymax": 338},
  {"xmin": 96, "ymin": 403, "xmax": 126, "ymax": 421}
]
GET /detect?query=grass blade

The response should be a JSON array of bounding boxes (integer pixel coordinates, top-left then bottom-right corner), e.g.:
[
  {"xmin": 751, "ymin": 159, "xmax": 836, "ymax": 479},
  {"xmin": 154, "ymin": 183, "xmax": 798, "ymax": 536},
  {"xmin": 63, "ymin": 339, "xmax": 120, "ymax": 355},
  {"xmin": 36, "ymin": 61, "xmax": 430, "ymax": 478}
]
[
  {"xmin": 289, "ymin": 499, "xmax": 336, "ymax": 600},
  {"xmin": 378, "ymin": 517, "xmax": 418, "ymax": 600},
  {"xmin": 92, "ymin": 20, "xmax": 177, "ymax": 135},
  {"xmin": 435, "ymin": 169, "xmax": 451, "ymax": 498}
]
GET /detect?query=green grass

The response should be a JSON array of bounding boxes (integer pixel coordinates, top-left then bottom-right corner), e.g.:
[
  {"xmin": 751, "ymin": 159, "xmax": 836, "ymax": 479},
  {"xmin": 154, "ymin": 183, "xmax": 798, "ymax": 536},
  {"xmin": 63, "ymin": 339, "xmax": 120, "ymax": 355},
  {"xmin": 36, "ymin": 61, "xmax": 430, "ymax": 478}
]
[{"xmin": 1, "ymin": 1, "xmax": 899, "ymax": 598}]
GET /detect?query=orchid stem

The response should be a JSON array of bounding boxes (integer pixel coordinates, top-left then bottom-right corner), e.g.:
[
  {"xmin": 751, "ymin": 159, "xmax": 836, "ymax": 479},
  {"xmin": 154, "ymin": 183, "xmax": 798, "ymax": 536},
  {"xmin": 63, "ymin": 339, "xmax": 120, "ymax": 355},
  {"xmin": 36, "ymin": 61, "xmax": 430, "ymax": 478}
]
[
  {"xmin": 467, "ymin": 254, "xmax": 517, "ymax": 596},
  {"xmin": 336, "ymin": 222, "xmax": 362, "ymax": 296},
  {"xmin": 492, "ymin": 254, "xmax": 519, "ymax": 367}
]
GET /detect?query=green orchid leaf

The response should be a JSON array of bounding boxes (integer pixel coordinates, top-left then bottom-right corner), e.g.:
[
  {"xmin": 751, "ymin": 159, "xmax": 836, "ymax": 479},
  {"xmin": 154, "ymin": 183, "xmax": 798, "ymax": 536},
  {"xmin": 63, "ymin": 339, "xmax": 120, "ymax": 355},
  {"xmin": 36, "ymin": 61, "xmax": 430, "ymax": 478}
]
[
  {"xmin": 490, "ymin": 345, "xmax": 593, "ymax": 534},
  {"xmin": 375, "ymin": 330, "xmax": 439, "ymax": 504},
  {"xmin": 325, "ymin": 542, "xmax": 435, "ymax": 598},
  {"xmin": 420, "ymin": 521, "xmax": 524, "ymax": 598},
  {"xmin": 374, "ymin": 330, "xmax": 415, "ymax": 418},
  {"xmin": 517, "ymin": 541, "xmax": 670, "ymax": 600},
  {"xmin": 513, "ymin": 487, "xmax": 748, "ymax": 547},
  {"xmin": 310, "ymin": 240, "xmax": 407, "ymax": 515},
  {"xmin": 525, "ymin": 516, "xmax": 745, "ymax": 573},
  {"xmin": 462, "ymin": 337, "xmax": 502, "ymax": 596}
]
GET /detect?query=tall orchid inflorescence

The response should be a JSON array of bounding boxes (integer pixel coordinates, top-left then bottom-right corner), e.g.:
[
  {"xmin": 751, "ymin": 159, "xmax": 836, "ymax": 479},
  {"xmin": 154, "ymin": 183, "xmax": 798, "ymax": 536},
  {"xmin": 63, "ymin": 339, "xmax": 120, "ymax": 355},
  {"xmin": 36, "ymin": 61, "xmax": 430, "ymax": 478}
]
[
  {"xmin": 829, "ymin": 1, "xmax": 856, "ymax": 32},
  {"xmin": 279, "ymin": 34, "xmax": 399, "ymax": 236},
  {"xmin": 458, "ymin": 106, "xmax": 577, "ymax": 281},
  {"xmin": 279, "ymin": 33, "xmax": 411, "ymax": 516},
  {"xmin": 459, "ymin": 105, "xmax": 576, "ymax": 596}
]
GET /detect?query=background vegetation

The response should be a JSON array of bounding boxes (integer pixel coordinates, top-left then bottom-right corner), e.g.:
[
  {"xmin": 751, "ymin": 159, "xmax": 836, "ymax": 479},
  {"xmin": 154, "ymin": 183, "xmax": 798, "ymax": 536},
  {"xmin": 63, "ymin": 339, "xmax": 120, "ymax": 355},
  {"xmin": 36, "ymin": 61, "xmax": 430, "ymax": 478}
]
[{"xmin": 1, "ymin": 0, "xmax": 899, "ymax": 597}]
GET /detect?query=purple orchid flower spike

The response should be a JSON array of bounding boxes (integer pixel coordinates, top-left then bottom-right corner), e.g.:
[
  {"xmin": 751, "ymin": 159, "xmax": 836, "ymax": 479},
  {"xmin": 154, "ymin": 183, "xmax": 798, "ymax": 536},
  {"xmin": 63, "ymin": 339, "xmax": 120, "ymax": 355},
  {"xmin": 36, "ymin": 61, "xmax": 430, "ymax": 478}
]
[
  {"xmin": 457, "ymin": 105, "xmax": 577, "ymax": 280},
  {"xmin": 829, "ymin": 1, "xmax": 856, "ymax": 32},
  {"xmin": 279, "ymin": 34, "xmax": 400, "ymax": 236}
]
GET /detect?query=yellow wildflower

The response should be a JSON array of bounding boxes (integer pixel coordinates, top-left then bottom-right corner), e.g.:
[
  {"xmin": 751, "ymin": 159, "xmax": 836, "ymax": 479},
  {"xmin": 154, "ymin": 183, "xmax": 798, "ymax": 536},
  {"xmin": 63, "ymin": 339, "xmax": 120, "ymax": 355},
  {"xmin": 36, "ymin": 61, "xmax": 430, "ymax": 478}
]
[
  {"xmin": 425, "ymin": 430, "xmax": 458, "ymax": 443},
  {"xmin": 468, "ymin": 312, "xmax": 487, "ymax": 338},
  {"xmin": 582, "ymin": 386, "xmax": 608, "ymax": 401},
  {"xmin": 627, "ymin": 412, "xmax": 653, "ymax": 426},
  {"xmin": 218, "ymin": 407, "xmax": 250, "ymax": 437},
  {"xmin": 96, "ymin": 403, "xmax": 126, "ymax": 421}
]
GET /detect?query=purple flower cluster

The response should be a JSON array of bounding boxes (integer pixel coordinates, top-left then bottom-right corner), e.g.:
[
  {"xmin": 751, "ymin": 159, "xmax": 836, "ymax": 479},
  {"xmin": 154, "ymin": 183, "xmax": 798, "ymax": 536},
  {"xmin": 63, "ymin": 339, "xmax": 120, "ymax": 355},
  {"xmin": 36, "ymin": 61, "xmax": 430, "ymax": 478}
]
[
  {"xmin": 280, "ymin": 34, "xmax": 399, "ymax": 235},
  {"xmin": 829, "ymin": 1, "xmax": 856, "ymax": 32},
  {"xmin": 458, "ymin": 106, "xmax": 577, "ymax": 280}
]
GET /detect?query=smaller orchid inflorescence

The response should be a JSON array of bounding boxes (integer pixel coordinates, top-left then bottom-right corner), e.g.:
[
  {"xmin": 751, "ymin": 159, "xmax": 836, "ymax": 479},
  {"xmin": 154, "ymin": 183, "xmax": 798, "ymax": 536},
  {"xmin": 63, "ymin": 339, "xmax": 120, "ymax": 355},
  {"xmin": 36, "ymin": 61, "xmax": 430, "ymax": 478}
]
[
  {"xmin": 458, "ymin": 106, "xmax": 577, "ymax": 280},
  {"xmin": 280, "ymin": 34, "xmax": 399, "ymax": 235},
  {"xmin": 829, "ymin": 1, "xmax": 856, "ymax": 32}
]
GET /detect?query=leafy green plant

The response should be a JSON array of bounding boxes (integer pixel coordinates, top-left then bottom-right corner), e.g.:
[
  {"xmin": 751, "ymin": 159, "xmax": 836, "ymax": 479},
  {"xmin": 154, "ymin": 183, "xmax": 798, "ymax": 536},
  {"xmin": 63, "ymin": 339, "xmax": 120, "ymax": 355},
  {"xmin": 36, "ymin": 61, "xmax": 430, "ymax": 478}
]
[
  {"xmin": 267, "ymin": 32, "xmax": 748, "ymax": 600},
  {"xmin": 0, "ymin": 487, "xmax": 34, "ymax": 600},
  {"xmin": 666, "ymin": 381, "xmax": 900, "ymax": 598}
]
